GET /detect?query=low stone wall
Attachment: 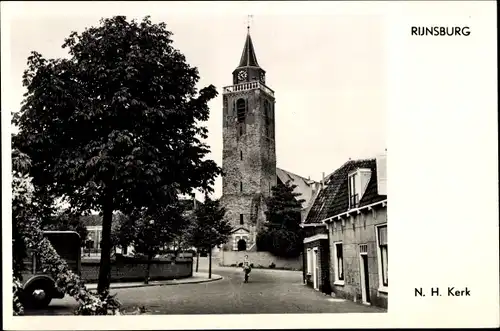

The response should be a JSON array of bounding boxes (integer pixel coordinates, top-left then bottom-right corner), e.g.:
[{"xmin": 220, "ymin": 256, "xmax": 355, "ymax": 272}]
[
  {"xmin": 218, "ymin": 250, "xmax": 302, "ymax": 270},
  {"xmin": 81, "ymin": 255, "xmax": 193, "ymax": 283}
]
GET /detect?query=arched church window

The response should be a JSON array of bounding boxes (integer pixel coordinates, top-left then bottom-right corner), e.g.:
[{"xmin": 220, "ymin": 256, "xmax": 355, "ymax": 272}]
[{"xmin": 236, "ymin": 98, "xmax": 246, "ymax": 123}]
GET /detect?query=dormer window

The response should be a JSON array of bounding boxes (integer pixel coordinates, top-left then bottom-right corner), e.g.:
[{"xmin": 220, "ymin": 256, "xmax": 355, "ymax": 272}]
[
  {"xmin": 348, "ymin": 172, "xmax": 359, "ymax": 209},
  {"xmin": 348, "ymin": 168, "xmax": 372, "ymax": 210}
]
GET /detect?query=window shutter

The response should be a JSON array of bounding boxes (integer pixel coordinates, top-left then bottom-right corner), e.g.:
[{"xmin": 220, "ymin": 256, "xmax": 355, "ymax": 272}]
[{"xmin": 376, "ymin": 153, "xmax": 387, "ymax": 195}]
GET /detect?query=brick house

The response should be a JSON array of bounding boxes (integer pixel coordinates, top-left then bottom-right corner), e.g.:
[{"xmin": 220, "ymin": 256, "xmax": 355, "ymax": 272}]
[
  {"xmin": 302, "ymin": 154, "xmax": 388, "ymax": 309},
  {"xmin": 301, "ymin": 224, "xmax": 331, "ymax": 293},
  {"xmin": 300, "ymin": 172, "xmax": 332, "ymax": 294}
]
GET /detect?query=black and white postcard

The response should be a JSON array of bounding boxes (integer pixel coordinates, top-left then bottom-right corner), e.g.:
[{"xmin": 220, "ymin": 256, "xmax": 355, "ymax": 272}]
[{"xmin": 2, "ymin": 1, "xmax": 498, "ymax": 329}]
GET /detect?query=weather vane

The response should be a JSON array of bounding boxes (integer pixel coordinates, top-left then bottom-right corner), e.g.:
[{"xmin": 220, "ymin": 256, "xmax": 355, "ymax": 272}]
[{"xmin": 247, "ymin": 14, "xmax": 254, "ymax": 31}]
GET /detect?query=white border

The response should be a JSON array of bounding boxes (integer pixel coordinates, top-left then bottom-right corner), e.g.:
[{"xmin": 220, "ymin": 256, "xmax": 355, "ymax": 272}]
[{"xmin": 2, "ymin": 0, "xmax": 499, "ymax": 329}]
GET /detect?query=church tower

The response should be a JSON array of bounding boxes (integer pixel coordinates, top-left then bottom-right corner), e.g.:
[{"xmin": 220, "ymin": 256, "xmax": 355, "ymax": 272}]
[{"xmin": 221, "ymin": 27, "xmax": 277, "ymax": 251}]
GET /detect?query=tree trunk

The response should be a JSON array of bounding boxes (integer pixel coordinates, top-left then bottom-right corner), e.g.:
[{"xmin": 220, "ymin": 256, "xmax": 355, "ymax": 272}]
[
  {"xmin": 145, "ymin": 252, "xmax": 153, "ymax": 284},
  {"xmin": 97, "ymin": 187, "xmax": 114, "ymax": 293},
  {"xmin": 196, "ymin": 250, "xmax": 200, "ymax": 273},
  {"xmin": 208, "ymin": 247, "xmax": 212, "ymax": 279}
]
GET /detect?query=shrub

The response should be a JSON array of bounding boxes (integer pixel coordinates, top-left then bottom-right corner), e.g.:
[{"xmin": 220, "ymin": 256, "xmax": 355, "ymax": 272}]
[
  {"xmin": 269, "ymin": 262, "xmax": 276, "ymax": 269},
  {"xmin": 238, "ymin": 262, "xmax": 243, "ymax": 267},
  {"xmin": 256, "ymin": 231, "xmax": 271, "ymax": 252},
  {"xmin": 250, "ymin": 263, "xmax": 254, "ymax": 268},
  {"xmin": 13, "ymin": 277, "xmax": 24, "ymax": 315}
]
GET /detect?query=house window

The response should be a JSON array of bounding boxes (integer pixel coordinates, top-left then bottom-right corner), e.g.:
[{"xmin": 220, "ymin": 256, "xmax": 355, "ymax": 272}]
[
  {"xmin": 334, "ymin": 242, "xmax": 344, "ymax": 284},
  {"xmin": 348, "ymin": 172, "xmax": 359, "ymax": 209},
  {"xmin": 377, "ymin": 225, "xmax": 388, "ymax": 287},
  {"xmin": 240, "ymin": 214, "xmax": 244, "ymax": 225}
]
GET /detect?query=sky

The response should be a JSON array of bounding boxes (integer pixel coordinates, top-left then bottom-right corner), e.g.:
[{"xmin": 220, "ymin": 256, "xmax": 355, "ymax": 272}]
[{"xmin": 5, "ymin": 5, "xmax": 387, "ymax": 200}]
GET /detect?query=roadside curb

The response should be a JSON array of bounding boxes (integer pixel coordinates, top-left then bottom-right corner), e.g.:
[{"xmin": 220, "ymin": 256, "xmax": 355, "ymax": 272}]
[{"xmin": 85, "ymin": 274, "xmax": 223, "ymax": 290}]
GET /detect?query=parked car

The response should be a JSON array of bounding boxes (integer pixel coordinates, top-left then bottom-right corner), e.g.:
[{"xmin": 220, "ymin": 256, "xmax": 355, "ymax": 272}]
[{"xmin": 20, "ymin": 231, "xmax": 81, "ymax": 309}]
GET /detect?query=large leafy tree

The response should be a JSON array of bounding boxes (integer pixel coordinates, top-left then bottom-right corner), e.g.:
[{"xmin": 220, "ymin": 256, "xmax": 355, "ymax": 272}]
[
  {"xmin": 187, "ymin": 196, "xmax": 232, "ymax": 278},
  {"xmin": 12, "ymin": 16, "xmax": 221, "ymax": 293},
  {"xmin": 257, "ymin": 181, "xmax": 305, "ymax": 258}
]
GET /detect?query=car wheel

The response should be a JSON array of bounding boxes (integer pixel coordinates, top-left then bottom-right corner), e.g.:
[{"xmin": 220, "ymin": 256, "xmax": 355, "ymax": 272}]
[{"xmin": 23, "ymin": 282, "xmax": 53, "ymax": 309}]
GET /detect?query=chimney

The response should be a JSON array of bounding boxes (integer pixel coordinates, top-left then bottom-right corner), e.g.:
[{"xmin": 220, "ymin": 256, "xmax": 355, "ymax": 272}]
[{"xmin": 376, "ymin": 151, "xmax": 387, "ymax": 195}]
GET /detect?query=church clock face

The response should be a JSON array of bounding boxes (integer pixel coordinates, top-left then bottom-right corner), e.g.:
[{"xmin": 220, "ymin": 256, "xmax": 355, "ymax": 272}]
[{"xmin": 237, "ymin": 70, "xmax": 247, "ymax": 82}]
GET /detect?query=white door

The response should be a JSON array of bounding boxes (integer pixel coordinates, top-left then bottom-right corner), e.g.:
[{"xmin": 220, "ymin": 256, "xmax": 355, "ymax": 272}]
[{"xmin": 312, "ymin": 248, "xmax": 319, "ymax": 290}]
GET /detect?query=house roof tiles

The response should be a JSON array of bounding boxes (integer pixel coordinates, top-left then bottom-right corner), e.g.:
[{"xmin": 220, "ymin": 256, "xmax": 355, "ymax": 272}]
[{"xmin": 304, "ymin": 158, "xmax": 387, "ymax": 224}]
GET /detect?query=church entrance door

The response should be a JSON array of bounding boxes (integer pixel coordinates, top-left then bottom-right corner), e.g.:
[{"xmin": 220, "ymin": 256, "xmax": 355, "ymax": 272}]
[{"xmin": 237, "ymin": 239, "xmax": 247, "ymax": 251}]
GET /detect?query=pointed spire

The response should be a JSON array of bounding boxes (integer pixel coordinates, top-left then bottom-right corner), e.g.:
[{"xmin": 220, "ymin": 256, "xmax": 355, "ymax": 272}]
[{"xmin": 237, "ymin": 29, "xmax": 260, "ymax": 68}]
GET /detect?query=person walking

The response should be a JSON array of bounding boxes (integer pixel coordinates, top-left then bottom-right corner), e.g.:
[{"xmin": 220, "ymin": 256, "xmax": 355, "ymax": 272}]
[{"xmin": 242, "ymin": 255, "xmax": 252, "ymax": 283}]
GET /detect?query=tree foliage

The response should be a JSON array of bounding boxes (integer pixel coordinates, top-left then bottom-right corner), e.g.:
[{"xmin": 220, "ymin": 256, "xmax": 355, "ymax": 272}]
[
  {"xmin": 110, "ymin": 211, "xmax": 135, "ymax": 251},
  {"xmin": 126, "ymin": 202, "xmax": 187, "ymax": 283},
  {"xmin": 12, "ymin": 15, "xmax": 221, "ymax": 292},
  {"xmin": 131, "ymin": 203, "xmax": 187, "ymax": 257},
  {"xmin": 187, "ymin": 196, "xmax": 232, "ymax": 250},
  {"xmin": 256, "ymin": 181, "xmax": 305, "ymax": 258},
  {"xmin": 186, "ymin": 196, "xmax": 232, "ymax": 278},
  {"xmin": 12, "ymin": 149, "xmax": 34, "ymax": 279}
]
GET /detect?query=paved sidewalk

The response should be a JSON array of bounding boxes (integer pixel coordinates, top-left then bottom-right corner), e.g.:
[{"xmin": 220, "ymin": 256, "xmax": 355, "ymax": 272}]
[{"xmin": 85, "ymin": 272, "xmax": 223, "ymax": 290}]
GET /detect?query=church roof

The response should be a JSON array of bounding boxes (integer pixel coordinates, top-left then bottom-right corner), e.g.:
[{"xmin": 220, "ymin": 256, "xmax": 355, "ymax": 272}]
[
  {"xmin": 237, "ymin": 30, "xmax": 260, "ymax": 68},
  {"xmin": 276, "ymin": 168, "xmax": 320, "ymax": 212}
]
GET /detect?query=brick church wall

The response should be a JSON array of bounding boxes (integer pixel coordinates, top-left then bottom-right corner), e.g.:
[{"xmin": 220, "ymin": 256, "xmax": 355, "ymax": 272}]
[{"xmin": 219, "ymin": 251, "xmax": 302, "ymax": 270}]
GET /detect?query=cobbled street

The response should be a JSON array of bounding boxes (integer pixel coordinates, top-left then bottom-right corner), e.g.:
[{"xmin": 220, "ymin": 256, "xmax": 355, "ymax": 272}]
[{"xmin": 24, "ymin": 259, "xmax": 385, "ymax": 315}]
